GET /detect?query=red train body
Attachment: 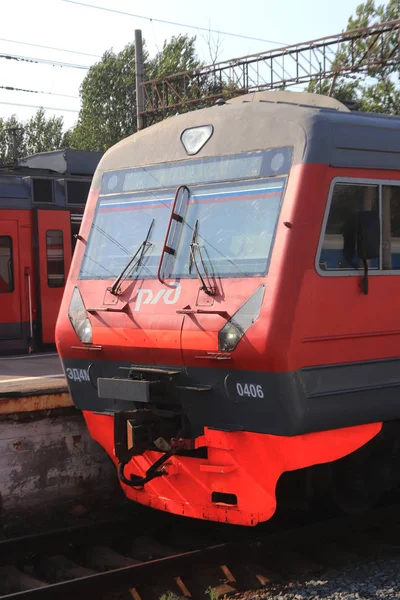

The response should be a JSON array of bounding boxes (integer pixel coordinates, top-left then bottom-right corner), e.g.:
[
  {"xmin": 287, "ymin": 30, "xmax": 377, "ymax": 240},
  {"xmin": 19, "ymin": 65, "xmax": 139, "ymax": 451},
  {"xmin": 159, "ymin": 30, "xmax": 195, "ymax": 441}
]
[
  {"xmin": 56, "ymin": 92, "xmax": 400, "ymax": 525},
  {"xmin": 0, "ymin": 150, "xmax": 101, "ymax": 354}
]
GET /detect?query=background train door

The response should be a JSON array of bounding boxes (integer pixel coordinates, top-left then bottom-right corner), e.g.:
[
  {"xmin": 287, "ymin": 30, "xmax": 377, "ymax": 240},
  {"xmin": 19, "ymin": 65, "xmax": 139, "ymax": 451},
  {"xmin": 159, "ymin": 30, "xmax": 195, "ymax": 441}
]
[
  {"xmin": 36, "ymin": 210, "xmax": 72, "ymax": 344},
  {"xmin": 0, "ymin": 220, "xmax": 22, "ymax": 341}
]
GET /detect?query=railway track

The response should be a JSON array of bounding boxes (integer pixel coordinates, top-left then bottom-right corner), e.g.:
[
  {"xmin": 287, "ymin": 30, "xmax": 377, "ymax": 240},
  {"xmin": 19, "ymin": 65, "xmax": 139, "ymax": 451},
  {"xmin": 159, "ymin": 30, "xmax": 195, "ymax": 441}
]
[{"xmin": 1, "ymin": 503, "xmax": 400, "ymax": 600}]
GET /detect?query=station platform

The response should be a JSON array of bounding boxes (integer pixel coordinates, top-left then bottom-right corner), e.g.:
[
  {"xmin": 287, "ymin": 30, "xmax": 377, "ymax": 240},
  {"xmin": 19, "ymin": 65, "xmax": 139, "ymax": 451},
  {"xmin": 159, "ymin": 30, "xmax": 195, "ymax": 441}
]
[
  {"xmin": 0, "ymin": 352, "xmax": 119, "ymax": 524},
  {"xmin": 0, "ymin": 352, "xmax": 70, "ymax": 413}
]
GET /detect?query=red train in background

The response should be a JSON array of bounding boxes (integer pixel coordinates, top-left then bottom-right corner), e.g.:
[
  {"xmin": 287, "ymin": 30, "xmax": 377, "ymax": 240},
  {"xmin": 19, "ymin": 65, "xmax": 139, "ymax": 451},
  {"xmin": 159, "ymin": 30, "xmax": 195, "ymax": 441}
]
[
  {"xmin": 0, "ymin": 150, "xmax": 102, "ymax": 354},
  {"xmin": 57, "ymin": 91, "xmax": 400, "ymax": 526}
]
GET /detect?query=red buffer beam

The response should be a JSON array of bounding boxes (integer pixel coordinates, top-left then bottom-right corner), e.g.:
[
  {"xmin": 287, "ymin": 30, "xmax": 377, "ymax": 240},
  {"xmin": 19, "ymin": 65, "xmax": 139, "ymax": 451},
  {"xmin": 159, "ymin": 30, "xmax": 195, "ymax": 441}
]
[{"xmin": 140, "ymin": 19, "xmax": 400, "ymax": 117}]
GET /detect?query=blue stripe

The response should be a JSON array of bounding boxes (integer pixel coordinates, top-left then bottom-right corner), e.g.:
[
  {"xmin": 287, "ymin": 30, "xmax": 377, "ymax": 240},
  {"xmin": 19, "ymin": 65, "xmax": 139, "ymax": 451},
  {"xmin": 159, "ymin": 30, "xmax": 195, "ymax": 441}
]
[{"xmin": 98, "ymin": 185, "xmax": 283, "ymax": 210}]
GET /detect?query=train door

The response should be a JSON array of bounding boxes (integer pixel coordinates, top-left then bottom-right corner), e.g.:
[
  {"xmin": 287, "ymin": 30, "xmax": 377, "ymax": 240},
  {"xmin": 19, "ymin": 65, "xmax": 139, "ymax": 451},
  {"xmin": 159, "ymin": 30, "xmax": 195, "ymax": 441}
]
[
  {"xmin": 36, "ymin": 210, "xmax": 72, "ymax": 344},
  {"xmin": 0, "ymin": 220, "xmax": 22, "ymax": 340}
]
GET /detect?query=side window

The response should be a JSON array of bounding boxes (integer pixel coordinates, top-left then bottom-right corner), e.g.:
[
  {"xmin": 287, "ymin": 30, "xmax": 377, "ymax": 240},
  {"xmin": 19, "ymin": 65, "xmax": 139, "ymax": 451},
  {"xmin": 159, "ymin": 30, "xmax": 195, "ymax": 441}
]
[
  {"xmin": 33, "ymin": 178, "xmax": 54, "ymax": 203},
  {"xmin": 0, "ymin": 236, "xmax": 14, "ymax": 293},
  {"xmin": 66, "ymin": 180, "xmax": 90, "ymax": 205},
  {"xmin": 382, "ymin": 186, "xmax": 400, "ymax": 270},
  {"xmin": 46, "ymin": 230, "xmax": 65, "ymax": 288},
  {"xmin": 319, "ymin": 183, "xmax": 379, "ymax": 271}
]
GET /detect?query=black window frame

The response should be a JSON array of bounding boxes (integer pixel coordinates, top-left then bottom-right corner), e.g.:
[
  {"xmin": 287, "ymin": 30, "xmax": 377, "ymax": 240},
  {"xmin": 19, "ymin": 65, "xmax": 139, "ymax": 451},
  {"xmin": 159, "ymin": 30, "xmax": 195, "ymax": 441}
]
[
  {"xmin": 316, "ymin": 177, "xmax": 400, "ymax": 276},
  {"xmin": 65, "ymin": 178, "xmax": 91, "ymax": 206},
  {"xmin": 31, "ymin": 177, "xmax": 55, "ymax": 204},
  {"xmin": 46, "ymin": 229, "xmax": 65, "ymax": 288},
  {"xmin": 0, "ymin": 235, "xmax": 14, "ymax": 293}
]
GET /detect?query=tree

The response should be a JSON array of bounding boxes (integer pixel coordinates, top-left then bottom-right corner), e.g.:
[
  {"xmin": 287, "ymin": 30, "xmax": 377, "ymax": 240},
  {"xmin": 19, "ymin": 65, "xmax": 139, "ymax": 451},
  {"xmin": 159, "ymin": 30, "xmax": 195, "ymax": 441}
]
[
  {"xmin": 24, "ymin": 109, "xmax": 66, "ymax": 155},
  {"xmin": 307, "ymin": 0, "xmax": 400, "ymax": 114},
  {"xmin": 0, "ymin": 116, "xmax": 25, "ymax": 163},
  {"xmin": 67, "ymin": 43, "xmax": 140, "ymax": 153},
  {"xmin": 69, "ymin": 34, "xmax": 202, "ymax": 152},
  {"xmin": 0, "ymin": 109, "xmax": 67, "ymax": 164},
  {"xmin": 148, "ymin": 35, "xmax": 201, "ymax": 78}
]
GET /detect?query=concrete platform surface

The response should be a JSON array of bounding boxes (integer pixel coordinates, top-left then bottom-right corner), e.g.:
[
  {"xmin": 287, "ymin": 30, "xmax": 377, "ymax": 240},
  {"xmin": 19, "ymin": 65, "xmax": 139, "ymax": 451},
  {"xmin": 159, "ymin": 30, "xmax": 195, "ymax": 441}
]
[{"xmin": 0, "ymin": 353, "xmax": 67, "ymax": 397}]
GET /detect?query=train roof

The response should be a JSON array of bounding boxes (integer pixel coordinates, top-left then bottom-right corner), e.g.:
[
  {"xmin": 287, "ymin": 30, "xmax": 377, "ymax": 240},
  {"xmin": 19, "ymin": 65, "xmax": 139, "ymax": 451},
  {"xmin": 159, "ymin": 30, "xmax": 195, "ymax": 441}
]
[
  {"xmin": 93, "ymin": 90, "xmax": 400, "ymax": 188},
  {"xmin": 0, "ymin": 150, "xmax": 102, "ymax": 209},
  {"xmin": 17, "ymin": 149, "xmax": 103, "ymax": 175}
]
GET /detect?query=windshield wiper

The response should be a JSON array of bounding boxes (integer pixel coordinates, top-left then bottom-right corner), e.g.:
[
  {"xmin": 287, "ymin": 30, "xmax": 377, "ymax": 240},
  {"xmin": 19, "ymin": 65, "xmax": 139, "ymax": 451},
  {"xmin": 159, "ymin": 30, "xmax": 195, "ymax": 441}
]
[
  {"xmin": 189, "ymin": 219, "xmax": 216, "ymax": 296},
  {"xmin": 110, "ymin": 219, "xmax": 154, "ymax": 295}
]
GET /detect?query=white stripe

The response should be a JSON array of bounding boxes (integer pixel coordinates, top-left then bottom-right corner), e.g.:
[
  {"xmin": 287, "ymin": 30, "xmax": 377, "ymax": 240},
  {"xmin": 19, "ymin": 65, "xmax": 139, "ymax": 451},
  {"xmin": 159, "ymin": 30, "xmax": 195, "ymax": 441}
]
[
  {"xmin": 100, "ymin": 186, "xmax": 282, "ymax": 207},
  {"xmin": 100, "ymin": 197, "xmax": 174, "ymax": 207},
  {"xmin": 0, "ymin": 374, "xmax": 64, "ymax": 384},
  {"xmin": 193, "ymin": 186, "xmax": 282, "ymax": 199}
]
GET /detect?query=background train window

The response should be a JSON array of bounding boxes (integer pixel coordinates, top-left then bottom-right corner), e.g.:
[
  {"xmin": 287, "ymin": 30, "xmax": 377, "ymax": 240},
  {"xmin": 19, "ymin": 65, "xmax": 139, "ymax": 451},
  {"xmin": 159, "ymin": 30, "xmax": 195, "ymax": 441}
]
[
  {"xmin": 382, "ymin": 185, "xmax": 400, "ymax": 270},
  {"xmin": 319, "ymin": 183, "xmax": 379, "ymax": 271},
  {"xmin": 66, "ymin": 180, "xmax": 90, "ymax": 205},
  {"xmin": 46, "ymin": 230, "xmax": 65, "ymax": 288},
  {"xmin": 32, "ymin": 178, "xmax": 54, "ymax": 203},
  {"xmin": 0, "ymin": 236, "xmax": 13, "ymax": 293},
  {"xmin": 70, "ymin": 213, "xmax": 83, "ymax": 253}
]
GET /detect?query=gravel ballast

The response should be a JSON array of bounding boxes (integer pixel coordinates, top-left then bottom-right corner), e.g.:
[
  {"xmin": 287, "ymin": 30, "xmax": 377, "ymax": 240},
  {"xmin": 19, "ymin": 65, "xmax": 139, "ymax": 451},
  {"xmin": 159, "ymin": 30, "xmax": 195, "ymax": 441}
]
[{"xmin": 248, "ymin": 554, "xmax": 400, "ymax": 600}]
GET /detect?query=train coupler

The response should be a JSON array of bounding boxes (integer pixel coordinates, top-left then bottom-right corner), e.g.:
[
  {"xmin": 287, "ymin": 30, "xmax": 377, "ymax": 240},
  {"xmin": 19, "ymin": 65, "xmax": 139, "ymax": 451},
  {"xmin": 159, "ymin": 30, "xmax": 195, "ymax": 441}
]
[{"xmin": 118, "ymin": 450, "xmax": 174, "ymax": 488}]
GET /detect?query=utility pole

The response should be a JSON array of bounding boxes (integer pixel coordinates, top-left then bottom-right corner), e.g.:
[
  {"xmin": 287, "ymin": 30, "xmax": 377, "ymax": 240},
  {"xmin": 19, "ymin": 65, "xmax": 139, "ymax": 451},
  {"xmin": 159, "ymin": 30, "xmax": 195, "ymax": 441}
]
[
  {"xmin": 135, "ymin": 29, "xmax": 145, "ymax": 131},
  {"xmin": 6, "ymin": 127, "xmax": 23, "ymax": 165}
]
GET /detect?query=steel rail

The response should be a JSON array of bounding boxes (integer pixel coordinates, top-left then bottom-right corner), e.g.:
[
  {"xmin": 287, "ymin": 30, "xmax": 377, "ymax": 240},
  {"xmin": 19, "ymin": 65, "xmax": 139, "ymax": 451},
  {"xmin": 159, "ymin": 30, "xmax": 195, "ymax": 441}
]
[{"xmin": 2, "ymin": 503, "xmax": 400, "ymax": 599}]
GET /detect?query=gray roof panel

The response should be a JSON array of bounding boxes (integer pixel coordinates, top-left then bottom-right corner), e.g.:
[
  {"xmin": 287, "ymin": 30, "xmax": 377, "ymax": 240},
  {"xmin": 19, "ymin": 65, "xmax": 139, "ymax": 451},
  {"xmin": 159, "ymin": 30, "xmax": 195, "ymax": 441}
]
[
  {"xmin": 92, "ymin": 91, "xmax": 400, "ymax": 188},
  {"xmin": 18, "ymin": 149, "xmax": 103, "ymax": 175}
]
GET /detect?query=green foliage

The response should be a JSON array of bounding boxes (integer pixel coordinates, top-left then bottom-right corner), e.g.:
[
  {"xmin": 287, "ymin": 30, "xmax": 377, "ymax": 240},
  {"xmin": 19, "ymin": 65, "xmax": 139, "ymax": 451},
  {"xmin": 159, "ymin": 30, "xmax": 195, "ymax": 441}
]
[
  {"xmin": 307, "ymin": 78, "xmax": 359, "ymax": 105},
  {"xmin": 69, "ymin": 34, "xmax": 202, "ymax": 151},
  {"xmin": 159, "ymin": 592, "xmax": 180, "ymax": 600},
  {"xmin": 149, "ymin": 35, "xmax": 200, "ymax": 78},
  {"xmin": 307, "ymin": 0, "xmax": 400, "ymax": 114},
  {"xmin": 68, "ymin": 43, "xmax": 141, "ymax": 152},
  {"xmin": 0, "ymin": 109, "xmax": 66, "ymax": 164},
  {"xmin": 205, "ymin": 586, "xmax": 218, "ymax": 600},
  {"xmin": 24, "ymin": 109, "xmax": 65, "ymax": 155},
  {"xmin": 0, "ymin": 115, "xmax": 23, "ymax": 163}
]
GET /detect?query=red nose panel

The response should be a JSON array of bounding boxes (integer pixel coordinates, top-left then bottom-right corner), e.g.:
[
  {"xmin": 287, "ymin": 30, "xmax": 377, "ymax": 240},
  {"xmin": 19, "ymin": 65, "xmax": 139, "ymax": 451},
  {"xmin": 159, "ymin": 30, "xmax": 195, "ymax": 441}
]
[{"xmin": 83, "ymin": 411, "xmax": 381, "ymax": 526}]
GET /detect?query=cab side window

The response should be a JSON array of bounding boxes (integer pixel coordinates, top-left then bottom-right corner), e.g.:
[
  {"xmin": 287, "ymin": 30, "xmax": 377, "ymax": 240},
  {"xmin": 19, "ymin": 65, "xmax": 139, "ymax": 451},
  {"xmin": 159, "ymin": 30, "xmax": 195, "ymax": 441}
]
[
  {"xmin": 382, "ymin": 185, "xmax": 400, "ymax": 270},
  {"xmin": 0, "ymin": 236, "xmax": 13, "ymax": 293},
  {"xmin": 319, "ymin": 183, "xmax": 379, "ymax": 271}
]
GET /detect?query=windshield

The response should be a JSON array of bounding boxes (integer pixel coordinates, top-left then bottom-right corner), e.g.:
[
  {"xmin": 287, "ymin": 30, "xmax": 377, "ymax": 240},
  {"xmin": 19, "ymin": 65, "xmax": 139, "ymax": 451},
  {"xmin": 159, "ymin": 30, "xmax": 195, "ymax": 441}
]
[
  {"xmin": 165, "ymin": 179, "xmax": 285, "ymax": 278},
  {"xmin": 79, "ymin": 150, "xmax": 290, "ymax": 281}
]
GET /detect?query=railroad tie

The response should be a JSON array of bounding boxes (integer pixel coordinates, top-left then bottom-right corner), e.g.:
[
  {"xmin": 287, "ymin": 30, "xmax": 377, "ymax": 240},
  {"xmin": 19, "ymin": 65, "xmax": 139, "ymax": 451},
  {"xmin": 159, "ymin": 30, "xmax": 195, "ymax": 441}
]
[{"xmin": 0, "ymin": 566, "xmax": 47, "ymax": 594}]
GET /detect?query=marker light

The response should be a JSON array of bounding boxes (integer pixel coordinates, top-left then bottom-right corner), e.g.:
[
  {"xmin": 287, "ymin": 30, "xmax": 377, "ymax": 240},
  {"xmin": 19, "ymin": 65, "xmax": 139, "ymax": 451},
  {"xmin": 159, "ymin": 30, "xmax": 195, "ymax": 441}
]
[
  {"xmin": 218, "ymin": 285, "xmax": 265, "ymax": 352},
  {"xmin": 181, "ymin": 125, "xmax": 213, "ymax": 155},
  {"xmin": 68, "ymin": 287, "xmax": 92, "ymax": 344}
]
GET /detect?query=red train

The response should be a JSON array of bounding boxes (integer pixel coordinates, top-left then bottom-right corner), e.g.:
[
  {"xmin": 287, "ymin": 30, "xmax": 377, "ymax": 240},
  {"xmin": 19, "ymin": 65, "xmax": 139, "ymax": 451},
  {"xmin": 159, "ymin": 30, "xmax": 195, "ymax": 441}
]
[
  {"xmin": 56, "ymin": 91, "xmax": 400, "ymax": 525},
  {"xmin": 0, "ymin": 150, "xmax": 101, "ymax": 354}
]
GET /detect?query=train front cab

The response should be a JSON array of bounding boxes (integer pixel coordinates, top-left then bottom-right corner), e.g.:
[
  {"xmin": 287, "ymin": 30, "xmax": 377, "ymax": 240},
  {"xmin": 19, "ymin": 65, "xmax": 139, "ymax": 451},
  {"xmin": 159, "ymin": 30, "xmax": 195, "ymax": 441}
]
[{"xmin": 57, "ymin": 91, "xmax": 400, "ymax": 526}]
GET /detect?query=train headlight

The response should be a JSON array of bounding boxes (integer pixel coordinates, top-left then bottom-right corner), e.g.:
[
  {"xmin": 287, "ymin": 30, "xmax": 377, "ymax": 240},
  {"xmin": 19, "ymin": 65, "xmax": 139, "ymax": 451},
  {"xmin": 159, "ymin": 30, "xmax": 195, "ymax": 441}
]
[
  {"xmin": 68, "ymin": 287, "xmax": 92, "ymax": 344},
  {"xmin": 218, "ymin": 285, "xmax": 265, "ymax": 352}
]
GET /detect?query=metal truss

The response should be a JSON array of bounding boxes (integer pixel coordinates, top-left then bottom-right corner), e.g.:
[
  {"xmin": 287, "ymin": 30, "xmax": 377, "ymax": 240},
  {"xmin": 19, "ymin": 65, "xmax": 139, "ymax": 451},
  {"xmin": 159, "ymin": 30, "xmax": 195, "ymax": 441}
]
[{"xmin": 140, "ymin": 19, "xmax": 400, "ymax": 118}]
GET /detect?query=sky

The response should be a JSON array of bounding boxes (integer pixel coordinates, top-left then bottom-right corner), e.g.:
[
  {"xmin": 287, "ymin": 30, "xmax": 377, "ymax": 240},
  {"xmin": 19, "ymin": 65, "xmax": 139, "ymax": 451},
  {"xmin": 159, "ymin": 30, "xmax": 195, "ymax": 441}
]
[{"xmin": 0, "ymin": 0, "xmax": 366, "ymax": 132}]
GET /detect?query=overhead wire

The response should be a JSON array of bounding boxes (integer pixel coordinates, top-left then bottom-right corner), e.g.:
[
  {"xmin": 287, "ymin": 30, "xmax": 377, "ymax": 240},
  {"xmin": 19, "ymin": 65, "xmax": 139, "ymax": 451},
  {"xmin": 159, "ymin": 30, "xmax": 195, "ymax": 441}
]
[
  {"xmin": 0, "ymin": 85, "xmax": 79, "ymax": 99},
  {"xmin": 62, "ymin": 0, "xmax": 287, "ymax": 46},
  {"xmin": 0, "ymin": 37, "xmax": 101, "ymax": 58},
  {"xmin": 0, "ymin": 4, "xmax": 286, "ymax": 118},
  {"xmin": 0, "ymin": 101, "xmax": 79, "ymax": 113},
  {"xmin": 0, "ymin": 53, "xmax": 90, "ymax": 69}
]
